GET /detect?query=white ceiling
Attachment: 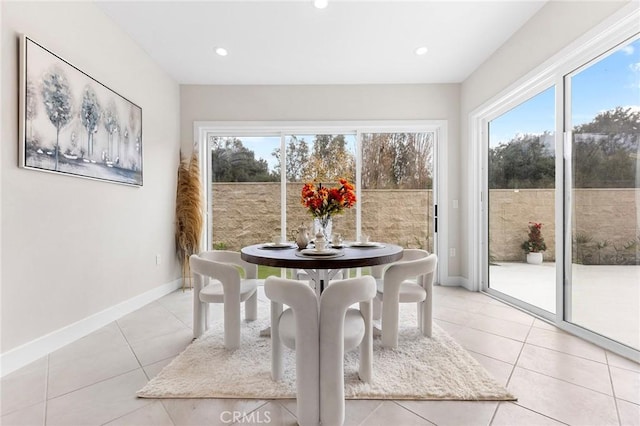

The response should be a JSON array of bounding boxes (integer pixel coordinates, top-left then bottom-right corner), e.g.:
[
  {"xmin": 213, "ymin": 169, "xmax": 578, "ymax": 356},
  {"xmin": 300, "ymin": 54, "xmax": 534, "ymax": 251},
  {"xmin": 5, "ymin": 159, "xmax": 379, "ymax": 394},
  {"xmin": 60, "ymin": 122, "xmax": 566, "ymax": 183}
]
[{"xmin": 97, "ymin": 0, "xmax": 547, "ymax": 85}]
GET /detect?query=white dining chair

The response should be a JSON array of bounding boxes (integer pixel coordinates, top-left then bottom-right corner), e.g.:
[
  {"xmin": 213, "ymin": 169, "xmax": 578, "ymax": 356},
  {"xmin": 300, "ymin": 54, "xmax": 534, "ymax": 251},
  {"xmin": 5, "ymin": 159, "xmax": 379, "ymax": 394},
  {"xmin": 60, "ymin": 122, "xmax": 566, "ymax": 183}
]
[
  {"xmin": 265, "ymin": 275, "xmax": 376, "ymax": 426},
  {"xmin": 264, "ymin": 277, "xmax": 320, "ymax": 426},
  {"xmin": 189, "ymin": 251, "xmax": 260, "ymax": 349},
  {"xmin": 373, "ymin": 249, "xmax": 438, "ymax": 348},
  {"xmin": 319, "ymin": 276, "xmax": 376, "ymax": 426}
]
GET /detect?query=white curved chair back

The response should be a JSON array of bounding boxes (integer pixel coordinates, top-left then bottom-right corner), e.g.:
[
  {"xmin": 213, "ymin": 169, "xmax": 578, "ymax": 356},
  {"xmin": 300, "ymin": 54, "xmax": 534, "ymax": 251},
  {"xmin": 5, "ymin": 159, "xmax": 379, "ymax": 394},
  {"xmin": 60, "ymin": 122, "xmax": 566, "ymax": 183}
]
[
  {"xmin": 190, "ymin": 254, "xmax": 240, "ymax": 288},
  {"xmin": 198, "ymin": 250, "xmax": 258, "ymax": 279},
  {"xmin": 264, "ymin": 277, "xmax": 319, "ymax": 426},
  {"xmin": 189, "ymin": 251, "xmax": 259, "ymax": 349},
  {"xmin": 371, "ymin": 248, "xmax": 425, "ymax": 280},
  {"xmin": 400, "ymin": 248, "xmax": 430, "ymax": 262},
  {"xmin": 320, "ymin": 276, "xmax": 377, "ymax": 426},
  {"xmin": 383, "ymin": 249, "xmax": 433, "ymax": 290},
  {"xmin": 379, "ymin": 250, "xmax": 438, "ymax": 348}
]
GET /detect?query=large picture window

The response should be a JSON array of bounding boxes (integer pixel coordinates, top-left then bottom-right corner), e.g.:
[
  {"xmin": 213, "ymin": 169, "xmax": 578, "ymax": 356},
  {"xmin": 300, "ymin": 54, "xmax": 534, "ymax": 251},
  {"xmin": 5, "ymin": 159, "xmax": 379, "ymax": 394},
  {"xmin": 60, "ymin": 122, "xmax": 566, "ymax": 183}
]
[{"xmin": 198, "ymin": 123, "xmax": 442, "ymax": 281}]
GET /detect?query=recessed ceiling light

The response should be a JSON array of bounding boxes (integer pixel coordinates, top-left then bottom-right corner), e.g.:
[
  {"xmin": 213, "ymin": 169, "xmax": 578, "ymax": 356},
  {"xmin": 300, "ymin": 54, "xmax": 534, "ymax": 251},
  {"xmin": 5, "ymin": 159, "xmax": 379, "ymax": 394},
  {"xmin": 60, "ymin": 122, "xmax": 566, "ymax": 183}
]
[
  {"xmin": 314, "ymin": 0, "xmax": 328, "ymax": 9},
  {"xmin": 215, "ymin": 47, "xmax": 228, "ymax": 57},
  {"xmin": 415, "ymin": 46, "xmax": 429, "ymax": 56}
]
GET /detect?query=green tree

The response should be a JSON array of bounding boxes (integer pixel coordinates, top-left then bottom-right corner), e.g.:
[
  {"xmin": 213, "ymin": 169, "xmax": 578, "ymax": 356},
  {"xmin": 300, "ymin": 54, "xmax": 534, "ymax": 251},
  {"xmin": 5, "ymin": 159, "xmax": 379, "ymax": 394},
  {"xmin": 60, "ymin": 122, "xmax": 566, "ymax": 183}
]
[
  {"xmin": 574, "ymin": 107, "xmax": 639, "ymax": 134},
  {"xmin": 361, "ymin": 133, "xmax": 433, "ymax": 189},
  {"xmin": 275, "ymin": 134, "xmax": 356, "ymax": 183},
  {"xmin": 304, "ymin": 134, "xmax": 355, "ymax": 182},
  {"xmin": 572, "ymin": 107, "xmax": 639, "ymax": 188},
  {"xmin": 488, "ymin": 107, "xmax": 639, "ymax": 189},
  {"xmin": 211, "ymin": 137, "xmax": 278, "ymax": 182},
  {"xmin": 489, "ymin": 133, "xmax": 555, "ymax": 189},
  {"xmin": 286, "ymin": 136, "xmax": 310, "ymax": 181}
]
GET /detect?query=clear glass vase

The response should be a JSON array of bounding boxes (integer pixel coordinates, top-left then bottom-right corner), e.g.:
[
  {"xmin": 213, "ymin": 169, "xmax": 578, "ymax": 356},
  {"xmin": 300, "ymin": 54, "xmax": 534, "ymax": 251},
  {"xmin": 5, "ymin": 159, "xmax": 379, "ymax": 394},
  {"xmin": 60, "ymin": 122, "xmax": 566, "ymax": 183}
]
[{"xmin": 314, "ymin": 216, "xmax": 333, "ymax": 243}]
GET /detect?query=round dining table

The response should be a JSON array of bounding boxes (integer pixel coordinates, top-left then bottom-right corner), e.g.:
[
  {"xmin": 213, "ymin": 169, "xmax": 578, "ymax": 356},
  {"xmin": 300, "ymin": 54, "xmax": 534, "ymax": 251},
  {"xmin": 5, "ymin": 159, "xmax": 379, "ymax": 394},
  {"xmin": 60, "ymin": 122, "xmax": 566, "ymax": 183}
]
[{"xmin": 241, "ymin": 242, "xmax": 403, "ymax": 295}]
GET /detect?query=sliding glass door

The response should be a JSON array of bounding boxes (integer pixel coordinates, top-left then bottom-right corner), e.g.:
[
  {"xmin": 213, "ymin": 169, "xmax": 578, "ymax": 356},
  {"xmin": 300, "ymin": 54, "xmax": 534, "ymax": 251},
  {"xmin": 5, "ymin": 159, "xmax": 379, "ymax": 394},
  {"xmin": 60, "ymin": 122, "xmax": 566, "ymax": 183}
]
[
  {"xmin": 284, "ymin": 134, "xmax": 357, "ymax": 242},
  {"xmin": 209, "ymin": 135, "xmax": 281, "ymax": 251},
  {"xmin": 202, "ymin": 124, "xmax": 441, "ymax": 281},
  {"xmin": 361, "ymin": 132, "xmax": 435, "ymax": 252},
  {"xmin": 486, "ymin": 87, "xmax": 556, "ymax": 315},
  {"xmin": 483, "ymin": 34, "xmax": 639, "ymax": 354},
  {"xmin": 565, "ymin": 37, "xmax": 640, "ymax": 350}
]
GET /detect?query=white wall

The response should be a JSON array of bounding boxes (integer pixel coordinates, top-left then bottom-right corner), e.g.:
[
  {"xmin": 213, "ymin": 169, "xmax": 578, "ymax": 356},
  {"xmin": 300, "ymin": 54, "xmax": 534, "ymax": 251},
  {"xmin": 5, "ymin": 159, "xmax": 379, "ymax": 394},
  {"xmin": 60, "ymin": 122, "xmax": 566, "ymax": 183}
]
[
  {"xmin": 1, "ymin": 2, "xmax": 181, "ymax": 355},
  {"xmin": 459, "ymin": 0, "xmax": 630, "ymax": 280},
  {"xmin": 180, "ymin": 84, "xmax": 462, "ymax": 278}
]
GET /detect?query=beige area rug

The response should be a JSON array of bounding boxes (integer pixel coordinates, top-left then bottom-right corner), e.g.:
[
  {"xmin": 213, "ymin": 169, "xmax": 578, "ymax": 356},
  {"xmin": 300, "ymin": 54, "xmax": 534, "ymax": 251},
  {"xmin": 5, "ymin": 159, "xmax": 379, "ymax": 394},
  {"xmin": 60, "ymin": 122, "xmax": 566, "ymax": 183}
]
[{"xmin": 137, "ymin": 302, "xmax": 515, "ymax": 401}]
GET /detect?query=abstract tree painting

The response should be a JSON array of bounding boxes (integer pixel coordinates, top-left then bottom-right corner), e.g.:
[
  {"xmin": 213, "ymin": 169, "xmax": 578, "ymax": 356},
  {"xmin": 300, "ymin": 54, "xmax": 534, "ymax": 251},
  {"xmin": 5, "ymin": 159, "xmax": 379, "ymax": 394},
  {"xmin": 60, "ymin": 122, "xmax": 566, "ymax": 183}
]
[{"xmin": 19, "ymin": 35, "xmax": 143, "ymax": 186}]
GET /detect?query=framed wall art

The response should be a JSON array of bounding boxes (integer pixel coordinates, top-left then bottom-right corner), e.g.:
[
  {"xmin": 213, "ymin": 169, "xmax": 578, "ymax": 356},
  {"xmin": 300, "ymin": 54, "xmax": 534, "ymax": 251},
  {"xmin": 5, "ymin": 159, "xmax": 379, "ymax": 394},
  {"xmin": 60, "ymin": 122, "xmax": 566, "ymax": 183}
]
[{"xmin": 19, "ymin": 35, "xmax": 143, "ymax": 186}]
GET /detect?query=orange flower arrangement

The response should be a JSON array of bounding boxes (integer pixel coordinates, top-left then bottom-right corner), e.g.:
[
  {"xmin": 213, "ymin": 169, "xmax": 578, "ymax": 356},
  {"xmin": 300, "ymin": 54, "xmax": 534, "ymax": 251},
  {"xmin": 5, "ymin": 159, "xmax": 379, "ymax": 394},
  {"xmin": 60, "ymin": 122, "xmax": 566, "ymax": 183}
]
[{"xmin": 301, "ymin": 178, "xmax": 356, "ymax": 220}]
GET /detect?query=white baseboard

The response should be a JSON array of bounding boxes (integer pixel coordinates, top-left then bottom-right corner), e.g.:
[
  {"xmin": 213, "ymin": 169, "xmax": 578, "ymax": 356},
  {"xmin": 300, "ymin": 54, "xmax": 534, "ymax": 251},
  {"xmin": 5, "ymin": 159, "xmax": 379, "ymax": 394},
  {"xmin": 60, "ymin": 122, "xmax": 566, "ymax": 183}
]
[
  {"xmin": 440, "ymin": 276, "xmax": 472, "ymax": 290},
  {"xmin": 0, "ymin": 278, "xmax": 182, "ymax": 378}
]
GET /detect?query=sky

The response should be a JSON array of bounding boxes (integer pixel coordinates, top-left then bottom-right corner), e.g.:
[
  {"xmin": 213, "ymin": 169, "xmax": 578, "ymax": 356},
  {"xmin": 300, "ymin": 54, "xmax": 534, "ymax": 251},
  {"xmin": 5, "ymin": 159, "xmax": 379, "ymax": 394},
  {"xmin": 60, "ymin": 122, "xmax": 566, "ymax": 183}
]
[
  {"xmin": 489, "ymin": 37, "xmax": 640, "ymax": 147},
  {"xmin": 239, "ymin": 137, "xmax": 280, "ymax": 172},
  {"xmin": 228, "ymin": 134, "xmax": 357, "ymax": 173}
]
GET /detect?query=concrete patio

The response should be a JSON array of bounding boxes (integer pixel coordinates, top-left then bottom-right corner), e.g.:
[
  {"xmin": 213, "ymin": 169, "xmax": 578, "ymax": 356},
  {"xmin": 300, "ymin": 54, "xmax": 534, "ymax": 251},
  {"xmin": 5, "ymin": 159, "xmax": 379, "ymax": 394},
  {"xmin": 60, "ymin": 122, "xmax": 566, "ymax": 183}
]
[{"xmin": 489, "ymin": 262, "xmax": 640, "ymax": 350}]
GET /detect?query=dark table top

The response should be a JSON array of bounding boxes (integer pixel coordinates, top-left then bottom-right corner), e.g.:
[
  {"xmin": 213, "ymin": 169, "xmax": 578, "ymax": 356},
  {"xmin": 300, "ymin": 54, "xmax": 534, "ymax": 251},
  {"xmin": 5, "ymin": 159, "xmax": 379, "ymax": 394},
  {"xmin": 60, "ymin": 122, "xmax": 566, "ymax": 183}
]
[{"xmin": 240, "ymin": 242, "xmax": 404, "ymax": 270}]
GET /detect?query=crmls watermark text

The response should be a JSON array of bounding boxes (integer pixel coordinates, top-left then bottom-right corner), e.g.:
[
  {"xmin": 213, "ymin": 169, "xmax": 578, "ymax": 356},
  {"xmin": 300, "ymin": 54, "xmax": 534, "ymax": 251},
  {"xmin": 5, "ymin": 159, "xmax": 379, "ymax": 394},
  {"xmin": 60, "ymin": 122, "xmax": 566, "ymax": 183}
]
[{"xmin": 220, "ymin": 410, "xmax": 271, "ymax": 424}]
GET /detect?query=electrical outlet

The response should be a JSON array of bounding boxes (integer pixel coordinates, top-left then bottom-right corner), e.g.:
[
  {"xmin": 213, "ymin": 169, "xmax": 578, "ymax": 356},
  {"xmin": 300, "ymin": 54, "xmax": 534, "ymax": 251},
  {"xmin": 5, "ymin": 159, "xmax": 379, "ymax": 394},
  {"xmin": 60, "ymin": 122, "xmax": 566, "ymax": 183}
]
[
  {"xmin": 449, "ymin": 248, "xmax": 456, "ymax": 257},
  {"xmin": 453, "ymin": 199, "xmax": 459, "ymax": 209},
  {"xmin": 156, "ymin": 254, "xmax": 161, "ymax": 265}
]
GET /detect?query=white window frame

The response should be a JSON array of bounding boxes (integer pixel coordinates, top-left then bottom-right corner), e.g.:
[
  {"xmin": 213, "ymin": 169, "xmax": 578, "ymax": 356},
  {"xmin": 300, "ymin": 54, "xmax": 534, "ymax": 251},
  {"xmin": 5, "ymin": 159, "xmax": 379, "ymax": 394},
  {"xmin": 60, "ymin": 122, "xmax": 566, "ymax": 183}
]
[
  {"xmin": 194, "ymin": 120, "xmax": 449, "ymax": 284},
  {"xmin": 468, "ymin": 3, "xmax": 640, "ymax": 361}
]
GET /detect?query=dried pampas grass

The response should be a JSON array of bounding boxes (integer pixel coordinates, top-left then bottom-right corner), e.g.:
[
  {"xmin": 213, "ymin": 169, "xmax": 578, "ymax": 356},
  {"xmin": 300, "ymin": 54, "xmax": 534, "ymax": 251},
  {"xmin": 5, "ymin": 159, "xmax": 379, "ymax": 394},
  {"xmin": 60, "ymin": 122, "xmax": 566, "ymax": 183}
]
[{"xmin": 175, "ymin": 149, "xmax": 203, "ymax": 289}]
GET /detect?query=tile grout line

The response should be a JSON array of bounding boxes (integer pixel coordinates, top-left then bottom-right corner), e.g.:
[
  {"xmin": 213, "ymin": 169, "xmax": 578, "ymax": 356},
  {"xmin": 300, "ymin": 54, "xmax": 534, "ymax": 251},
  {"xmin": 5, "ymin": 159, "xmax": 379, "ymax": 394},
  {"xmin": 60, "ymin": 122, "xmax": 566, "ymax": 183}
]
[
  {"xmin": 461, "ymin": 324, "xmax": 531, "ymax": 344},
  {"xmin": 114, "ymin": 312, "xmax": 193, "ymax": 383},
  {"xmin": 46, "ymin": 367, "xmax": 142, "ymax": 402},
  {"xmin": 502, "ymin": 323, "xmax": 576, "ymax": 426},
  {"xmin": 503, "ymin": 402, "xmax": 572, "ymax": 426},
  {"xmin": 524, "ymin": 339, "xmax": 611, "ymax": 365},
  {"xmin": 488, "ymin": 321, "xmax": 534, "ymax": 425},
  {"xmin": 512, "ymin": 355, "xmax": 619, "ymax": 399},
  {"xmin": 275, "ymin": 399, "xmax": 297, "ymax": 418},
  {"xmin": 465, "ymin": 348, "xmax": 515, "ymax": 366},
  {"xmin": 97, "ymin": 400, "xmax": 159, "ymax": 426},
  {"xmin": 118, "ymin": 295, "xmax": 189, "ymax": 426},
  {"xmin": 235, "ymin": 400, "xmax": 270, "ymax": 425},
  {"xmin": 159, "ymin": 400, "xmax": 180, "ymax": 426},
  {"xmin": 391, "ymin": 401, "xmax": 437, "ymax": 425},
  {"xmin": 605, "ymin": 351, "xmax": 623, "ymax": 426},
  {"xmin": 113, "ymin": 320, "xmax": 149, "ymax": 379},
  {"xmin": 43, "ymin": 322, "xmax": 143, "ymax": 403},
  {"xmin": 359, "ymin": 402, "xmax": 434, "ymax": 426},
  {"xmin": 42, "ymin": 354, "xmax": 50, "ymax": 426},
  {"xmin": 603, "ymin": 359, "xmax": 640, "ymax": 374},
  {"xmin": 160, "ymin": 290, "xmax": 195, "ymax": 330}
]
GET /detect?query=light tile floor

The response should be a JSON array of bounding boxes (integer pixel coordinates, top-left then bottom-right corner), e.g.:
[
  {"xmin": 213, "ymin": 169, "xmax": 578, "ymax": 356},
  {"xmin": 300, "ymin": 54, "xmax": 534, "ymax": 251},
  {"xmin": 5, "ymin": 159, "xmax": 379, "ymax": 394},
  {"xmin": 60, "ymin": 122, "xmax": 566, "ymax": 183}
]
[{"xmin": 2, "ymin": 286, "xmax": 639, "ymax": 426}]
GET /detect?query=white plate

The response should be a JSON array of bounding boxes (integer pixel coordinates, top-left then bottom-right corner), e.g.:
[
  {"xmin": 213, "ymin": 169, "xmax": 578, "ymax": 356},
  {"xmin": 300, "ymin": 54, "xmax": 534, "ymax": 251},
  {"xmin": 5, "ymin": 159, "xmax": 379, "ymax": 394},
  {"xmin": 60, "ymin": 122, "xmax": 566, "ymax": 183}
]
[
  {"xmin": 260, "ymin": 242, "xmax": 296, "ymax": 249},
  {"xmin": 300, "ymin": 248, "xmax": 341, "ymax": 256},
  {"xmin": 349, "ymin": 242, "xmax": 384, "ymax": 248}
]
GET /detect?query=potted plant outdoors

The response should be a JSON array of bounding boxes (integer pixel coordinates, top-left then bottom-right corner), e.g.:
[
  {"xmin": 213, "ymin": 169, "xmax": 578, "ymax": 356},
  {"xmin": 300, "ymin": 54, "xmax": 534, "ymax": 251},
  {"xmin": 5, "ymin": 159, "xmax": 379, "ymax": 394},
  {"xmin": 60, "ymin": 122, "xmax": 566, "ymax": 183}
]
[{"xmin": 521, "ymin": 222, "xmax": 547, "ymax": 264}]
